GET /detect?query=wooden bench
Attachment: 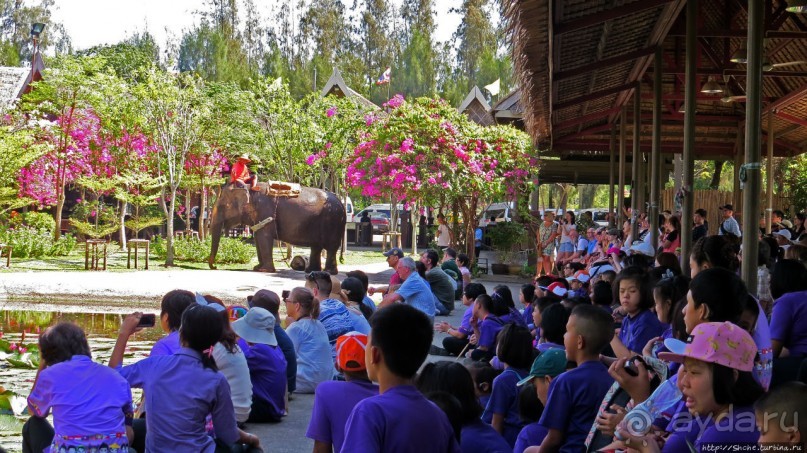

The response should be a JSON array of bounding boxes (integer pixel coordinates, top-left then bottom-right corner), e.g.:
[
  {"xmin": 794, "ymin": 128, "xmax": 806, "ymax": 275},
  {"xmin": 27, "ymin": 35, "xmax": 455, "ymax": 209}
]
[
  {"xmin": 175, "ymin": 230, "xmax": 200, "ymax": 240},
  {"xmin": 85, "ymin": 239, "xmax": 108, "ymax": 271},
  {"xmin": 127, "ymin": 239, "xmax": 150, "ymax": 270}
]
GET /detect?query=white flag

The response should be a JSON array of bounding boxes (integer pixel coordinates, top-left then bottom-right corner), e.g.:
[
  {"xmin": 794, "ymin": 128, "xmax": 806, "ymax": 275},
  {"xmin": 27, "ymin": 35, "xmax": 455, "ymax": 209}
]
[{"xmin": 484, "ymin": 78, "xmax": 501, "ymax": 96}]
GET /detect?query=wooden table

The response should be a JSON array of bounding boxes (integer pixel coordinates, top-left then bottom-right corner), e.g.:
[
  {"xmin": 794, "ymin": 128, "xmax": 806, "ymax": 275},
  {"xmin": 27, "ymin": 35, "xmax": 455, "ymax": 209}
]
[
  {"xmin": 381, "ymin": 232, "xmax": 402, "ymax": 252},
  {"xmin": 85, "ymin": 239, "xmax": 108, "ymax": 271},
  {"xmin": 127, "ymin": 239, "xmax": 150, "ymax": 269},
  {"xmin": 175, "ymin": 230, "xmax": 200, "ymax": 240}
]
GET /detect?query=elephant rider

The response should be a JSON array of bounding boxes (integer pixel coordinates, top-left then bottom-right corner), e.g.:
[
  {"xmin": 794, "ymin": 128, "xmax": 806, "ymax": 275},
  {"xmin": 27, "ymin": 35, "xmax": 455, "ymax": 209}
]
[{"xmin": 230, "ymin": 154, "xmax": 259, "ymax": 191}]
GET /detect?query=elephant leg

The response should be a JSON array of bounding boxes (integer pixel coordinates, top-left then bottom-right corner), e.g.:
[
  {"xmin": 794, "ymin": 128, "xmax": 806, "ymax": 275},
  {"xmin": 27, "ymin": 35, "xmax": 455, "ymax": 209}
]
[
  {"xmin": 306, "ymin": 246, "xmax": 323, "ymax": 272},
  {"xmin": 324, "ymin": 246, "xmax": 339, "ymax": 275},
  {"xmin": 253, "ymin": 227, "xmax": 276, "ymax": 273}
]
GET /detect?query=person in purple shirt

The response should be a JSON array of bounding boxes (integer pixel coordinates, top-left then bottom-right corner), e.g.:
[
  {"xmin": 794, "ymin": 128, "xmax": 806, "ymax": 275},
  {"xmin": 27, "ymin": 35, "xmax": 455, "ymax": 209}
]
[
  {"xmin": 150, "ymin": 289, "xmax": 195, "ymax": 357},
  {"xmin": 232, "ymin": 307, "xmax": 288, "ymax": 423},
  {"xmin": 416, "ymin": 361, "xmax": 510, "ymax": 453},
  {"xmin": 514, "ymin": 349, "xmax": 568, "ymax": 453},
  {"xmin": 469, "ymin": 294, "xmax": 508, "ymax": 361},
  {"xmin": 536, "ymin": 303, "xmax": 569, "ymax": 353},
  {"xmin": 306, "ymin": 332, "xmax": 379, "ymax": 452},
  {"xmin": 341, "ymin": 304, "xmax": 460, "ymax": 453},
  {"xmin": 249, "ymin": 289, "xmax": 297, "ymax": 394},
  {"xmin": 23, "ymin": 323, "xmax": 133, "ymax": 453},
  {"xmin": 519, "ymin": 283, "xmax": 537, "ymax": 329},
  {"xmin": 436, "ymin": 283, "xmax": 487, "ymax": 356},
  {"xmin": 610, "ymin": 267, "xmax": 665, "ymax": 358},
  {"xmin": 110, "ymin": 305, "xmax": 262, "ymax": 453},
  {"xmin": 481, "ymin": 324, "xmax": 534, "ymax": 447},
  {"xmin": 769, "ymin": 259, "xmax": 807, "ymax": 357},
  {"xmin": 538, "ymin": 305, "xmax": 615, "ymax": 452}
]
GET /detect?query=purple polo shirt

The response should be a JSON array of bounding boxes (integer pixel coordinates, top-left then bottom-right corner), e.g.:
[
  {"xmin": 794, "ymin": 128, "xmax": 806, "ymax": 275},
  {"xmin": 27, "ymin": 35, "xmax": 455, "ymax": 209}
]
[
  {"xmin": 341, "ymin": 385, "xmax": 461, "ymax": 453},
  {"xmin": 770, "ymin": 290, "xmax": 807, "ymax": 356},
  {"xmin": 539, "ymin": 361, "xmax": 614, "ymax": 453},
  {"xmin": 306, "ymin": 379, "xmax": 378, "ymax": 451},
  {"xmin": 237, "ymin": 338, "xmax": 287, "ymax": 420},
  {"xmin": 618, "ymin": 309, "xmax": 666, "ymax": 354},
  {"xmin": 150, "ymin": 330, "xmax": 180, "ymax": 356},
  {"xmin": 478, "ymin": 316, "xmax": 505, "ymax": 350},
  {"xmin": 481, "ymin": 368, "xmax": 528, "ymax": 447},
  {"xmin": 695, "ymin": 406, "xmax": 759, "ymax": 451},
  {"xmin": 461, "ymin": 420, "xmax": 512, "ymax": 453},
  {"xmin": 120, "ymin": 347, "xmax": 239, "ymax": 453},
  {"xmin": 514, "ymin": 422, "xmax": 549, "ymax": 453},
  {"xmin": 28, "ymin": 355, "xmax": 132, "ymax": 452},
  {"xmin": 458, "ymin": 305, "xmax": 474, "ymax": 336}
]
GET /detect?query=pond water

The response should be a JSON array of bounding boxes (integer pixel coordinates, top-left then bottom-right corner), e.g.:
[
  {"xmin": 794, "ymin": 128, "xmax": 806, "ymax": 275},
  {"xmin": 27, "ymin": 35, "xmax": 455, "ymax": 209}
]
[{"xmin": 0, "ymin": 309, "xmax": 164, "ymax": 453}]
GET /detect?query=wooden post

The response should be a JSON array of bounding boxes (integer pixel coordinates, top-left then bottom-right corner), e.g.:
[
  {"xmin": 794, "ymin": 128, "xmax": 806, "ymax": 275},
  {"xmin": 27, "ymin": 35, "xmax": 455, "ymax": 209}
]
[
  {"xmin": 765, "ymin": 113, "xmax": 774, "ymax": 234},
  {"xmin": 650, "ymin": 48, "xmax": 662, "ymax": 247},
  {"xmin": 680, "ymin": 0, "xmax": 697, "ymax": 275},
  {"xmin": 618, "ymin": 107, "xmax": 627, "ymax": 228},
  {"xmin": 609, "ymin": 124, "xmax": 616, "ymax": 227}
]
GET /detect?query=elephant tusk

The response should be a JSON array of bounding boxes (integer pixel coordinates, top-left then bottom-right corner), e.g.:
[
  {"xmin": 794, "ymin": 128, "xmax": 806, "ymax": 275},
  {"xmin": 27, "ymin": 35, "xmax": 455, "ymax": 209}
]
[{"xmin": 252, "ymin": 217, "xmax": 274, "ymax": 231}]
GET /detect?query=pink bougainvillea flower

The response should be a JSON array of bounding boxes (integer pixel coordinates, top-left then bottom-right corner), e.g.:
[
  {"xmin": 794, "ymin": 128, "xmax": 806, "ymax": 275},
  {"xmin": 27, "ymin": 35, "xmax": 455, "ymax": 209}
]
[{"xmin": 326, "ymin": 106, "xmax": 337, "ymax": 117}]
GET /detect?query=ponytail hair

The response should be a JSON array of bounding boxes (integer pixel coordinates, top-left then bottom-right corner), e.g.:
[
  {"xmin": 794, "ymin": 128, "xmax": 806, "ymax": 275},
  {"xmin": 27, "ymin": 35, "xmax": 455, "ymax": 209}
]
[
  {"xmin": 292, "ymin": 287, "xmax": 319, "ymax": 319},
  {"xmin": 179, "ymin": 304, "xmax": 224, "ymax": 371},
  {"xmin": 691, "ymin": 235, "xmax": 740, "ymax": 272}
]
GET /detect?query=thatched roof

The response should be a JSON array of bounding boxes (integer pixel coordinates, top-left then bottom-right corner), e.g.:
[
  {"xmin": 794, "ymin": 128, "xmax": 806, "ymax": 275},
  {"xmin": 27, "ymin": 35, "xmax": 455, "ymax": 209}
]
[
  {"xmin": 503, "ymin": 0, "xmax": 807, "ymax": 162},
  {"xmin": 458, "ymin": 86, "xmax": 494, "ymax": 126},
  {"xmin": 0, "ymin": 51, "xmax": 44, "ymax": 111}
]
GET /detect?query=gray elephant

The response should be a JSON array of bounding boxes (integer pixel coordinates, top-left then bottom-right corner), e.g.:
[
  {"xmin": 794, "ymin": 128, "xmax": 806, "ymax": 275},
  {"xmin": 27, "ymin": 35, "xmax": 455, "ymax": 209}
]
[{"xmin": 208, "ymin": 183, "xmax": 345, "ymax": 274}]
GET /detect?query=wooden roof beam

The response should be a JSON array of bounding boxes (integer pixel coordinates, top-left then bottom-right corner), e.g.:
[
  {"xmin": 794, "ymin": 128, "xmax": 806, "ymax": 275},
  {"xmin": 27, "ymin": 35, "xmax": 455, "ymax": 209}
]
[
  {"xmin": 554, "ymin": 0, "xmax": 676, "ymax": 35},
  {"xmin": 554, "ymin": 82, "xmax": 637, "ymax": 110},
  {"xmin": 774, "ymin": 111, "xmax": 807, "ymax": 128},
  {"xmin": 763, "ymin": 83, "xmax": 807, "ymax": 114},
  {"xmin": 647, "ymin": 68, "xmax": 807, "ymax": 77},
  {"xmin": 554, "ymin": 46, "xmax": 658, "ymax": 81},
  {"xmin": 553, "ymin": 107, "xmax": 622, "ymax": 130},
  {"xmin": 669, "ymin": 29, "xmax": 807, "ymax": 39}
]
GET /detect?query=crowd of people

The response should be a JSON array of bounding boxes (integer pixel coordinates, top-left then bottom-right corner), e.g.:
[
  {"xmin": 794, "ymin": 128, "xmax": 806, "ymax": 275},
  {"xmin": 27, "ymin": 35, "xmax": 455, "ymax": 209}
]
[{"xmin": 12, "ymin": 205, "xmax": 807, "ymax": 453}]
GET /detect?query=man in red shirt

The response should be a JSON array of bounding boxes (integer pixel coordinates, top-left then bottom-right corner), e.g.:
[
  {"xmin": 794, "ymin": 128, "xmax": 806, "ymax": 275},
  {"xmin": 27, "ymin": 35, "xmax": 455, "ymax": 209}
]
[{"xmin": 230, "ymin": 154, "xmax": 258, "ymax": 190}]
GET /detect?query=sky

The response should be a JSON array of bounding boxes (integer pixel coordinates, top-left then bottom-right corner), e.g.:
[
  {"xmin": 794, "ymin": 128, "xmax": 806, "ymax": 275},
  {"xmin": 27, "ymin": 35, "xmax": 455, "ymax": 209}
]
[{"xmin": 50, "ymin": 0, "xmax": 466, "ymax": 54}]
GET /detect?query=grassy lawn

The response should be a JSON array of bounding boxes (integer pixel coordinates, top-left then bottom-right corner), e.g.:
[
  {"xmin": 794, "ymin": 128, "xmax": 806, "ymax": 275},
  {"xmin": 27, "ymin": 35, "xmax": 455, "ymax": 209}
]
[{"xmin": 0, "ymin": 242, "xmax": 386, "ymax": 272}]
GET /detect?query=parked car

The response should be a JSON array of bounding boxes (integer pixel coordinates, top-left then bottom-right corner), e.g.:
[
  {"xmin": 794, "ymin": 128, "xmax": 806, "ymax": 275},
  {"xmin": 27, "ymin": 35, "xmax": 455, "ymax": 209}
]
[{"xmin": 577, "ymin": 208, "xmax": 611, "ymax": 227}]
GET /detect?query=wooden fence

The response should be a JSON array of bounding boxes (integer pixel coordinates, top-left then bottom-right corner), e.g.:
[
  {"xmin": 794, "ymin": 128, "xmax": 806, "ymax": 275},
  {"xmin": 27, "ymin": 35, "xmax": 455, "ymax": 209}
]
[{"xmin": 660, "ymin": 189, "xmax": 789, "ymax": 235}]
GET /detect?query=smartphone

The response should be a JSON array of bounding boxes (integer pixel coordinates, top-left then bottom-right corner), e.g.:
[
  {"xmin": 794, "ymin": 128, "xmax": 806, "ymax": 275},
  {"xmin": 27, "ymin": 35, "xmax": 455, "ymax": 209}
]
[
  {"xmin": 282, "ymin": 290, "xmax": 290, "ymax": 301},
  {"xmin": 137, "ymin": 313, "xmax": 156, "ymax": 328},
  {"xmin": 623, "ymin": 360, "xmax": 639, "ymax": 377}
]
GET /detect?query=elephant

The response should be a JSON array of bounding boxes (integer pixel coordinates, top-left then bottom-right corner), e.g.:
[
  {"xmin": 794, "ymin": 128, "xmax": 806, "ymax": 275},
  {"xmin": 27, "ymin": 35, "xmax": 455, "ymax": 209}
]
[{"xmin": 208, "ymin": 183, "xmax": 346, "ymax": 274}]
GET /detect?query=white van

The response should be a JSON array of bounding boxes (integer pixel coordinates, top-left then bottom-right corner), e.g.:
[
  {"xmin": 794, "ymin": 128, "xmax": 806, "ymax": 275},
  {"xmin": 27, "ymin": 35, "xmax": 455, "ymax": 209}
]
[{"xmin": 344, "ymin": 196, "xmax": 354, "ymax": 222}]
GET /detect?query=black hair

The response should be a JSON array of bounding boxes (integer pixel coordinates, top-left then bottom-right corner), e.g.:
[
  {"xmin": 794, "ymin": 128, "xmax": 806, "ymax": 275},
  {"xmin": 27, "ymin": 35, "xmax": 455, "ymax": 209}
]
[
  {"xmin": 670, "ymin": 299, "xmax": 688, "ymax": 340},
  {"xmin": 423, "ymin": 249, "xmax": 440, "ymax": 268},
  {"xmin": 457, "ymin": 253, "xmax": 470, "ymax": 268},
  {"xmin": 770, "ymin": 259, "xmax": 807, "ymax": 299},
  {"xmin": 786, "ymin": 244, "xmax": 807, "ymax": 263},
  {"xmin": 251, "ymin": 289, "xmax": 281, "ymax": 317},
  {"xmin": 535, "ymin": 296, "xmax": 559, "ymax": 314},
  {"xmin": 346, "ymin": 270, "xmax": 370, "ymax": 291},
  {"xmin": 521, "ymin": 284, "xmax": 536, "ymax": 304},
  {"xmin": 758, "ymin": 240, "xmax": 772, "ymax": 268},
  {"xmin": 712, "ymin": 363, "xmax": 764, "ymax": 407},
  {"xmin": 653, "ymin": 275, "xmax": 690, "ymax": 325},
  {"xmin": 518, "ymin": 382, "xmax": 544, "ymax": 423},
  {"xmin": 600, "ymin": 270, "xmax": 617, "ymax": 284},
  {"xmin": 591, "ymin": 281, "xmax": 613, "ymax": 307},
  {"xmin": 622, "ymin": 254, "xmax": 654, "ymax": 270},
  {"xmin": 39, "ymin": 322, "xmax": 92, "ymax": 366},
  {"xmin": 493, "ymin": 285, "xmax": 516, "ymax": 309},
  {"xmin": 567, "ymin": 262, "xmax": 585, "ymax": 273},
  {"xmin": 415, "ymin": 260, "xmax": 427, "ymax": 278},
  {"xmin": 203, "ymin": 295, "xmax": 237, "ymax": 354},
  {"xmin": 341, "ymin": 276, "xmax": 373, "ymax": 319},
  {"xmin": 566, "ymin": 210, "xmax": 576, "ymax": 224},
  {"xmin": 424, "ymin": 391, "xmax": 462, "ymax": 442},
  {"xmin": 480, "ymin": 294, "xmax": 508, "ymax": 317},
  {"xmin": 160, "ymin": 289, "xmax": 195, "ymax": 331},
  {"xmin": 689, "ymin": 268, "xmax": 745, "ymax": 324},
  {"xmin": 306, "ymin": 271, "xmax": 332, "ymax": 295},
  {"xmin": 571, "ymin": 304, "xmax": 614, "ymax": 355},
  {"xmin": 666, "ymin": 214, "xmax": 681, "ymax": 232},
  {"xmin": 370, "ymin": 304, "xmax": 432, "ymax": 379},
  {"xmin": 612, "ymin": 266, "xmax": 655, "ymax": 311},
  {"xmin": 416, "ymin": 361, "xmax": 481, "ymax": 424},
  {"xmin": 495, "ymin": 324, "xmax": 534, "ymax": 369},
  {"xmin": 655, "ymin": 252, "xmax": 682, "ymax": 276},
  {"xmin": 475, "ymin": 294, "xmax": 495, "ymax": 315},
  {"xmin": 691, "ymin": 235, "xmax": 740, "ymax": 272},
  {"xmin": 179, "ymin": 304, "xmax": 224, "ymax": 371},
  {"xmin": 695, "ymin": 208, "xmax": 707, "ymax": 218},
  {"xmin": 541, "ymin": 303, "xmax": 570, "ymax": 345},
  {"xmin": 762, "ymin": 236, "xmax": 782, "ymax": 263},
  {"xmin": 463, "ymin": 282, "xmax": 487, "ymax": 301},
  {"xmin": 291, "ymin": 287, "xmax": 319, "ymax": 319},
  {"xmin": 535, "ymin": 275, "xmax": 554, "ymax": 288},
  {"xmin": 754, "ymin": 381, "xmax": 807, "ymax": 436},
  {"xmin": 444, "ymin": 247, "xmax": 458, "ymax": 259},
  {"xmin": 773, "ymin": 209, "xmax": 785, "ymax": 220},
  {"xmin": 467, "ymin": 361, "xmax": 501, "ymax": 394},
  {"xmin": 739, "ymin": 293, "xmax": 760, "ymax": 334}
]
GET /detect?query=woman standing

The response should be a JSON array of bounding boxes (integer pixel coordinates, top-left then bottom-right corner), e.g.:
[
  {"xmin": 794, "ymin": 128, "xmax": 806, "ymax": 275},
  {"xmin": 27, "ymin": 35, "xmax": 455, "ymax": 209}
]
[
  {"xmin": 555, "ymin": 211, "xmax": 576, "ymax": 269},
  {"xmin": 536, "ymin": 212, "xmax": 558, "ymax": 277}
]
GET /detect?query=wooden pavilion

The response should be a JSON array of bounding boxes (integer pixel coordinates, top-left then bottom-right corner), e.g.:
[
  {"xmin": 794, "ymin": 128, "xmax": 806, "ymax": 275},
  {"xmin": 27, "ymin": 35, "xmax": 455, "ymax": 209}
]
[{"xmin": 503, "ymin": 0, "xmax": 807, "ymax": 289}]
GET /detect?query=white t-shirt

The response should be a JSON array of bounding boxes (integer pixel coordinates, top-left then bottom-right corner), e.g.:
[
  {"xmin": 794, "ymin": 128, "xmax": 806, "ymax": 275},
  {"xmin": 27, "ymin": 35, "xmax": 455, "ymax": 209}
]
[
  {"xmin": 576, "ymin": 238, "xmax": 589, "ymax": 252},
  {"xmin": 437, "ymin": 223, "xmax": 451, "ymax": 247},
  {"xmin": 212, "ymin": 342, "xmax": 253, "ymax": 423}
]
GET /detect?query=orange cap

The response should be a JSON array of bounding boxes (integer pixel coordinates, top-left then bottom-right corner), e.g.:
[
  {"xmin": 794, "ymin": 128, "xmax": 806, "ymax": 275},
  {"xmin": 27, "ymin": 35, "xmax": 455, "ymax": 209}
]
[{"xmin": 336, "ymin": 332, "xmax": 368, "ymax": 372}]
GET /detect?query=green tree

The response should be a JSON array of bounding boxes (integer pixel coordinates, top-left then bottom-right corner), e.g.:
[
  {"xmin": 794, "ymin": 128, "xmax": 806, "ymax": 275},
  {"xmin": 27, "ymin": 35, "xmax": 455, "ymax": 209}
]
[
  {"xmin": 78, "ymin": 31, "xmax": 161, "ymax": 81},
  {"xmin": 178, "ymin": 21, "xmax": 252, "ymax": 86},
  {"xmin": 0, "ymin": 0, "xmax": 71, "ymax": 65}
]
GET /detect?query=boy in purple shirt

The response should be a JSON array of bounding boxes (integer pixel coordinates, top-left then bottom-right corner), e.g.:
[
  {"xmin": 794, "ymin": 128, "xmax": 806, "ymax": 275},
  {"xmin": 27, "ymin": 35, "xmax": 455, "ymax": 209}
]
[
  {"xmin": 306, "ymin": 332, "xmax": 379, "ymax": 452},
  {"xmin": 341, "ymin": 304, "xmax": 460, "ymax": 453},
  {"xmin": 538, "ymin": 304, "xmax": 615, "ymax": 452},
  {"xmin": 232, "ymin": 307, "xmax": 288, "ymax": 423},
  {"xmin": 150, "ymin": 289, "xmax": 195, "ymax": 356},
  {"xmin": 514, "ymin": 348, "xmax": 568, "ymax": 453}
]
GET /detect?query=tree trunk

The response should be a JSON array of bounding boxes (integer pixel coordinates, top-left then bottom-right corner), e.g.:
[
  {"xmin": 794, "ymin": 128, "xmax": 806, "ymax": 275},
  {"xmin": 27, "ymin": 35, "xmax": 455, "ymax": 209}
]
[
  {"xmin": 185, "ymin": 189, "xmax": 192, "ymax": 234},
  {"xmin": 118, "ymin": 199, "xmax": 127, "ymax": 249},
  {"xmin": 161, "ymin": 190, "xmax": 175, "ymax": 267},
  {"xmin": 709, "ymin": 160, "xmax": 725, "ymax": 190},
  {"xmin": 53, "ymin": 192, "xmax": 65, "ymax": 241},
  {"xmin": 198, "ymin": 188, "xmax": 207, "ymax": 240}
]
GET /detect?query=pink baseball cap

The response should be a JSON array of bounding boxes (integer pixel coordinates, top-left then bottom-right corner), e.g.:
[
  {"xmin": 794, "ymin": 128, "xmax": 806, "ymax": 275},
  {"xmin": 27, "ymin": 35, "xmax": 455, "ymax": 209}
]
[{"xmin": 658, "ymin": 322, "xmax": 757, "ymax": 372}]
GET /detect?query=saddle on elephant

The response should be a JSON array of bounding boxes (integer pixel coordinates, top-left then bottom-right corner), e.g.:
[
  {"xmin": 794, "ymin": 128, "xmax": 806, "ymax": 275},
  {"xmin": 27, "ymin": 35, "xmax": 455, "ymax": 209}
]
[{"xmin": 258, "ymin": 181, "xmax": 302, "ymax": 198}]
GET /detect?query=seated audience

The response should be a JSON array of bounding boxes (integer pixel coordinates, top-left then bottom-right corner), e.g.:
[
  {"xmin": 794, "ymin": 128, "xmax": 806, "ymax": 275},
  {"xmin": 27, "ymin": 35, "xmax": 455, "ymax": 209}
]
[
  {"xmin": 284, "ymin": 287, "xmax": 335, "ymax": 393},
  {"xmin": 514, "ymin": 349, "xmax": 568, "ymax": 453},
  {"xmin": 151, "ymin": 289, "xmax": 195, "ymax": 356},
  {"xmin": 249, "ymin": 289, "xmax": 297, "ymax": 395}
]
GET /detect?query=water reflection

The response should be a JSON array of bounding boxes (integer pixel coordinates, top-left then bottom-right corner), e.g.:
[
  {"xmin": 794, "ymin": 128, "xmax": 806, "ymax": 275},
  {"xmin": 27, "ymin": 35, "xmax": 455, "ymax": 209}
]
[{"xmin": 0, "ymin": 310, "xmax": 161, "ymax": 453}]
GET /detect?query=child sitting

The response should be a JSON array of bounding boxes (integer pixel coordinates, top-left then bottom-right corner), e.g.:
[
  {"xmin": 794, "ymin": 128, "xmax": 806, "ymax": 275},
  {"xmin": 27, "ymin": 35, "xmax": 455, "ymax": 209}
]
[
  {"xmin": 467, "ymin": 361, "xmax": 500, "ymax": 410},
  {"xmin": 436, "ymin": 282, "xmax": 487, "ymax": 357},
  {"xmin": 110, "ymin": 305, "xmax": 261, "ymax": 452},
  {"xmin": 306, "ymin": 333, "xmax": 379, "ymax": 452},
  {"xmin": 284, "ymin": 287, "xmax": 335, "ymax": 393},
  {"xmin": 249, "ymin": 289, "xmax": 297, "ymax": 395},
  {"xmin": 151, "ymin": 289, "xmax": 195, "ymax": 356},
  {"xmin": 469, "ymin": 294, "xmax": 508, "ymax": 361},
  {"xmin": 231, "ymin": 307, "xmax": 288, "ymax": 423},
  {"xmin": 481, "ymin": 324, "xmax": 535, "ymax": 447},
  {"xmin": 341, "ymin": 304, "xmax": 460, "ymax": 452},
  {"xmin": 755, "ymin": 381, "xmax": 807, "ymax": 446},
  {"xmin": 514, "ymin": 348, "xmax": 568, "ymax": 453},
  {"xmin": 533, "ymin": 304, "xmax": 615, "ymax": 452},
  {"xmin": 24, "ymin": 323, "xmax": 133, "ymax": 453},
  {"xmin": 610, "ymin": 267, "xmax": 665, "ymax": 358},
  {"xmin": 536, "ymin": 303, "xmax": 569, "ymax": 352}
]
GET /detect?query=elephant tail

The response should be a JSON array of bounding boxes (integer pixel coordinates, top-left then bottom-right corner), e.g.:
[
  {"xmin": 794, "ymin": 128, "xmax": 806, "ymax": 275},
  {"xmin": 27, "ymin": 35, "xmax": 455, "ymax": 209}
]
[{"xmin": 340, "ymin": 244, "xmax": 344, "ymax": 265}]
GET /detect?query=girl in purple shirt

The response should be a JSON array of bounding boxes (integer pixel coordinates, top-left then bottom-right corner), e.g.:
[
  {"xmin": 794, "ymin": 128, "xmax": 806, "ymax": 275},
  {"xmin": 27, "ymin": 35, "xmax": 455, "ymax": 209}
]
[
  {"xmin": 110, "ymin": 305, "xmax": 262, "ymax": 453},
  {"xmin": 24, "ymin": 323, "xmax": 133, "ymax": 453},
  {"xmin": 610, "ymin": 267, "xmax": 665, "ymax": 358}
]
